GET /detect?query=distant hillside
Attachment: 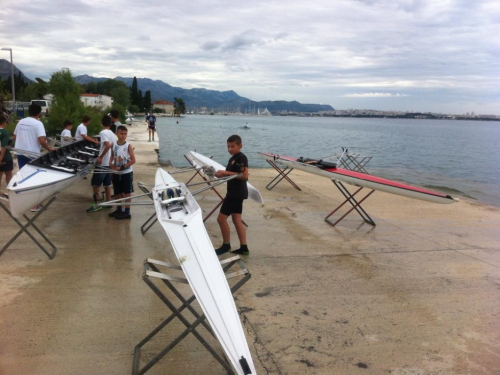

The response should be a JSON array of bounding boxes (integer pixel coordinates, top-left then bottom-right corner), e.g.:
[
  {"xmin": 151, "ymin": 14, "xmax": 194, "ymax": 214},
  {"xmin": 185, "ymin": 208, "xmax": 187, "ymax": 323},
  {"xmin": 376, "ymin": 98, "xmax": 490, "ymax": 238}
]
[
  {"xmin": 0, "ymin": 59, "xmax": 33, "ymax": 84},
  {"xmin": 75, "ymin": 75, "xmax": 334, "ymax": 113}
]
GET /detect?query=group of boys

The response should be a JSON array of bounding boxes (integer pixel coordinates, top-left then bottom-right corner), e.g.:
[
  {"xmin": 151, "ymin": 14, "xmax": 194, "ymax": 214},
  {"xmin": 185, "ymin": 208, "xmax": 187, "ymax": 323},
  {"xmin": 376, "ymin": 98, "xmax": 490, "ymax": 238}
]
[
  {"xmin": 1, "ymin": 105, "xmax": 251, "ymax": 254},
  {"xmin": 71, "ymin": 110, "xmax": 135, "ymax": 220}
]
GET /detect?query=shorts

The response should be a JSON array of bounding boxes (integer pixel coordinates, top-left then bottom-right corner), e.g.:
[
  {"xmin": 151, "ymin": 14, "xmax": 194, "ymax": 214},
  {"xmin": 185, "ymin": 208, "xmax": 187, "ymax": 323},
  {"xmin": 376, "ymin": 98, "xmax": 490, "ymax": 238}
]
[
  {"xmin": 91, "ymin": 172, "xmax": 112, "ymax": 187},
  {"xmin": 220, "ymin": 197, "xmax": 244, "ymax": 216},
  {"xmin": 148, "ymin": 125, "xmax": 156, "ymax": 130},
  {"xmin": 112, "ymin": 172, "xmax": 132, "ymax": 195},
  {"xmin": 17, "ymin": 154, "xmax": 32, "ymax": 169},
  {"xmin": 0, "ymin": 160, "xmax": 13, "ymax": 172}
]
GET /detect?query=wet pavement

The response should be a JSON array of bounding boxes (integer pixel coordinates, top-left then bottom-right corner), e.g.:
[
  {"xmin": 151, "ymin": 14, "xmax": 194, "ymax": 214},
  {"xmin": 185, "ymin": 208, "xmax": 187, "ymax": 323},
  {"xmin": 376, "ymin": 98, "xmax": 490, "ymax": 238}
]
[{"xmin": 1, "ymin": 127, "xmax": 500, "ymax": 374}]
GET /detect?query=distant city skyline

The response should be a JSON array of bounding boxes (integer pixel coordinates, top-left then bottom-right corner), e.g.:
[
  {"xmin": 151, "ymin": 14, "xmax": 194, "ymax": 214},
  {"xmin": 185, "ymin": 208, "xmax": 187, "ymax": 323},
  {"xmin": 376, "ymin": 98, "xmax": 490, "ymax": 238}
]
[{"xmin": 1, "ymin": 0, "xmax": 499, "ymax": 115}]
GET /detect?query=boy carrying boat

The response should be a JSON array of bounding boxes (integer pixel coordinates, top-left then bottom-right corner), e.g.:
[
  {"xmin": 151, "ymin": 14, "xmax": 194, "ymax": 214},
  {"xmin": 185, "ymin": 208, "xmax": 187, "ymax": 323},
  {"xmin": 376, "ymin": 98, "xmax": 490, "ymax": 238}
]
[
  {"xmin": 75, "ymin": 115, "xmax": 100, "ymax": 145},
  {"xmin": 87, "ymin": 115, "xmax": 114, "ymax": 212},
  {"xmin": 108, "ymin": 125, "xmax": 135, "ymax": 220},
  {"xmin": 214, "ymin": 134, "xmax": 250, "ymax": 256},
  {"xmin": 60, "ymin": 120, "xmax": 75, "ymax": 143}
]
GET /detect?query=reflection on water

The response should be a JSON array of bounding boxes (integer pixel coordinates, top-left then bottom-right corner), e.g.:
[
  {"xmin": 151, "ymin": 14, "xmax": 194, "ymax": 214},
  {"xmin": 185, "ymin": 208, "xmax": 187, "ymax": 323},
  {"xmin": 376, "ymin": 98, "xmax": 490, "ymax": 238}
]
[{"xmin": 156, "ymin": 115, "xmax": 500, "ymax": 207}]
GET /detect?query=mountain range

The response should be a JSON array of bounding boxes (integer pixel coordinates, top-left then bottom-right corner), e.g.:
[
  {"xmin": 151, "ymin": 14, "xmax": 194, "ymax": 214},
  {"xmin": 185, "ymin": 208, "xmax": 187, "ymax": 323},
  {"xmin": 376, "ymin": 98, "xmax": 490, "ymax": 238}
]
[
  {"xmin": 75, "ymin": 75, "xmax": 334, "ymax": 113},
  {"xmin": 0, "ymin": 59, "xmax": 33, "ymax": 84},
  {"xmin": 0, "ymin": 59, "xmax": 334, "ymax": 112}
]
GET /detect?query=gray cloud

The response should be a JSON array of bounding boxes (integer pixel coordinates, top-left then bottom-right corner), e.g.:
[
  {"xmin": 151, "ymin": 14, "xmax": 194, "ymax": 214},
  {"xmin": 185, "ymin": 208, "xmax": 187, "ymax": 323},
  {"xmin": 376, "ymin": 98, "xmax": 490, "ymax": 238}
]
[{"xmin": 0, "ymin": 0, "xmax": 499, "ymax": 113}]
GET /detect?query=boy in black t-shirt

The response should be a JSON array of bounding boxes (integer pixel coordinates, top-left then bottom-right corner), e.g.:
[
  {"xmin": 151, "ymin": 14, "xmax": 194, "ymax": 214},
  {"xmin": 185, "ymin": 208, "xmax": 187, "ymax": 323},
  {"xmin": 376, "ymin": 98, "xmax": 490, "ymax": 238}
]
[{"xmin": 214, "ymin": 134, "xmax": 249, "ymax": 256}]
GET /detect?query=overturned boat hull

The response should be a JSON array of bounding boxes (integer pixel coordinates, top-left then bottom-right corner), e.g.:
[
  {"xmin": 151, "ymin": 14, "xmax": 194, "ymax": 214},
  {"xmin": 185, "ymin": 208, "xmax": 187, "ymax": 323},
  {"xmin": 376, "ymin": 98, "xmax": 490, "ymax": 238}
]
[{"xmin": 7, "ymin": 140, "xmax": 99, "ymax": 217}]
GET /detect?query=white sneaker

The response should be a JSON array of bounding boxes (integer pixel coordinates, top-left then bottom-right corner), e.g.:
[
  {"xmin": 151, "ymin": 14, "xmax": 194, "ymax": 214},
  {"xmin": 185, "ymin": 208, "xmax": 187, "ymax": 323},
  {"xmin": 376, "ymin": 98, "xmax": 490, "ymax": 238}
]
[{"xmin": 30, "ymin": 204, "xmax": 43, "ymax": 212}]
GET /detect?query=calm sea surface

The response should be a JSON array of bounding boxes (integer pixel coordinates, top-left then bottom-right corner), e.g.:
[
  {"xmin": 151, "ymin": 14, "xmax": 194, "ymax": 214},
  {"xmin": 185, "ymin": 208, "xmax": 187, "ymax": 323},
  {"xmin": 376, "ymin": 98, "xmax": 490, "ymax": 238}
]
[{"xmin": 155, "ymin": 115, "xmax": 500, "ymax": 207}]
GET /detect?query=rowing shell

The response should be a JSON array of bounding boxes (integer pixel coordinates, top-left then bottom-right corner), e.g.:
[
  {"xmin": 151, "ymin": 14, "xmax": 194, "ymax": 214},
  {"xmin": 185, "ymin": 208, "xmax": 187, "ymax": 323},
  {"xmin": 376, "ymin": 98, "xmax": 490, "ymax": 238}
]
[
  {"xmin": 185, "ymin": 150, "xmax": 264, "ymax": 205},
  {"xmin": 153, "ymin": 168, "xmax": 256, "ymax": 375},
  {"xmin": 7, "ymin": 140, "xmax": 99, "ymax": 217},
  {"xmin": 258, "ymin": 152, "xmax": 458, "ymax": 205}
]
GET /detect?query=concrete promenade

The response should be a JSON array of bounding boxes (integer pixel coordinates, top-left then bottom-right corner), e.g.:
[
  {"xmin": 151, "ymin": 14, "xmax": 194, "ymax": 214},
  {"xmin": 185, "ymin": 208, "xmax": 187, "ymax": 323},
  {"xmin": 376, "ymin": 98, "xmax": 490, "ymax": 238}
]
[{"xmin": 1, "ymin": 124, "xmax": 499, "ymax": 374}]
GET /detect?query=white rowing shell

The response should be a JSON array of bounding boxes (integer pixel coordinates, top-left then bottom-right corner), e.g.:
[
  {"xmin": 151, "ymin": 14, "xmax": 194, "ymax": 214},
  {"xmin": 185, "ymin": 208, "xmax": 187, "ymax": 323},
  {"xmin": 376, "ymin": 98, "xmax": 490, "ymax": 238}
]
[
  {"xmin": 153, "ymin": 168, "xmax": 256, "ymax": 375},
  {"xmin": 186, "ymin": 150, "xmax": 264, "ymax": 205}
]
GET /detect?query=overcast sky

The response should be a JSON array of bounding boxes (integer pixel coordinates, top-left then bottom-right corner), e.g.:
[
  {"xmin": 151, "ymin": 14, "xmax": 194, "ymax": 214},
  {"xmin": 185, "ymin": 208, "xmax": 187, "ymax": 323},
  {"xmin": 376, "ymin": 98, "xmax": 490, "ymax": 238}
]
[{"xmin": 1, "ymin": 0, "xmax": 499, "ymax": 114}]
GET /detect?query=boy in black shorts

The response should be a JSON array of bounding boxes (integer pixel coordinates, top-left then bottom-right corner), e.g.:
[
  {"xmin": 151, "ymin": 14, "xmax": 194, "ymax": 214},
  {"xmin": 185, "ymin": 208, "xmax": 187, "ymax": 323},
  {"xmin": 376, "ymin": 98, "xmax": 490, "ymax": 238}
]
[
  {"xmin": 214, "ymin": 134, "xmax": 249, "ymax": 256},
  {"xmin": 108, "ymin": 125, "xmax": 135, "ymax": 220}
]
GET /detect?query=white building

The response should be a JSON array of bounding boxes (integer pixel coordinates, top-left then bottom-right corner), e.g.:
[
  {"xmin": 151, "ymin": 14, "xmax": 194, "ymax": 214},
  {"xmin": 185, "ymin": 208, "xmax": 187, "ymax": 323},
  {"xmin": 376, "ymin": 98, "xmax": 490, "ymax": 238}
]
[
  {"xmin": 152, "ymin": 100, "xmax": 174, "ymax": 115},
  {"xmin": 80, "ymin": 94, "xmax": 113, "ymax": 109}
]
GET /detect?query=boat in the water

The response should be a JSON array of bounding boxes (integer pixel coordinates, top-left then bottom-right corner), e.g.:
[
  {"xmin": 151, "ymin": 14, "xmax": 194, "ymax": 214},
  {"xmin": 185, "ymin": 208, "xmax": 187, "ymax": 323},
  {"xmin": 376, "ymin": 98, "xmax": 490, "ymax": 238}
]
[
  {"xmin": 153, "ymin": 168, "xmax": 256, "ymax": 375},
  {"xmin": 258, "ymin": 152, "xmax": 458, "ymax": 204},
  {"xmin": 185, "ymin": 150, "xmax": 264, "ymax": 205},
  {"xmin": 7, "ymin": 139, "xmax": 100, "ymax": 217}
]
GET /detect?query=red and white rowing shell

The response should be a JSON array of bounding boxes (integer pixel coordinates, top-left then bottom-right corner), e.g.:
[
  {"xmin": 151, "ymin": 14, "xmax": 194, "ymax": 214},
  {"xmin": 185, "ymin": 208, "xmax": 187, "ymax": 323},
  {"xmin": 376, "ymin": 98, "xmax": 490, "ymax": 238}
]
[{"xmin": 258, "ymin": 152, "xmax": 458, "ymax": 205}]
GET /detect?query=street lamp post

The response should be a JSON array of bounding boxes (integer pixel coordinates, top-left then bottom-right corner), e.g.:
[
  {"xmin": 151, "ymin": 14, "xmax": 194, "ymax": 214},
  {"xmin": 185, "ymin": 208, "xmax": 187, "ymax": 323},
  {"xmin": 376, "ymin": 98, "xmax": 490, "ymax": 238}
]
[{"xmin": 1, "ymin": 47, "xmax": 15, "ymax": 114}]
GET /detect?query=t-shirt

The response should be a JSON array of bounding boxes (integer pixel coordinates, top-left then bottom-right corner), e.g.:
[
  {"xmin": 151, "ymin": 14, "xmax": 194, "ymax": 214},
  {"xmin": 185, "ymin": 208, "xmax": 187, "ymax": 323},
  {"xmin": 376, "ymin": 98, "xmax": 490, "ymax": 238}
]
[
  {"xmin": 14, "ymin": 117, "xmax": 46, "ymax": 154},
  {"xmin": 61, "ymin": 129, "xmax": 72, "ymax": 138},
  {"xmin": 98, "ymin": 129, "xmax": 115, "ymax": 167},
  {"xmin": 112, "ymin": 141, "xmax": 133, "ymax": 174},
  {"xmin": 0, "ymin": 127, "xmax": 13, "ymax": 162},
  {"xmin": 75, "ymin": 124, "xmax": 88, "ymax": 141},
  {"xmin": 147, "ymin": 115, "xmax": 156, "ymax": 127},
  {"xmin": 225, "ymin": 152, "xmax": 248, "ymax": 199}
]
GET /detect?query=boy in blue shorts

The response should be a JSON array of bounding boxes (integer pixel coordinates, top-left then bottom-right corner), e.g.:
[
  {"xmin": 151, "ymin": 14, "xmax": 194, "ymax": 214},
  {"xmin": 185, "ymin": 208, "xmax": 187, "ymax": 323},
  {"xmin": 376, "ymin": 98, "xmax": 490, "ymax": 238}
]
[
  {"xmin": 87, "ymin": 115, "xmax": 114, "ymax": 212},
  {"xmin": 214, "ymin": 134, "xmax": 250, "ymax": 256},
  {"xmin": 108, "ymin": 125, "xmax": 135, "ymax": 220}
]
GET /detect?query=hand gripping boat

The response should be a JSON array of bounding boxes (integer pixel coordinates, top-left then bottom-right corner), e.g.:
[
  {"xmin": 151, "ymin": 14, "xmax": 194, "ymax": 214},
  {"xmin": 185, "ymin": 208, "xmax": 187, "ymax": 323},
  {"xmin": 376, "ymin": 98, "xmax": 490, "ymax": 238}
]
[
  {"xmin": 185, "ymin": 150, "xmax": 264, "ymax": 205},
  {"xmin": 152, "ymin": 168, "xmax": 256, "ymax": 375},
  {"xmin": 7, "ymin": 140, "xmax": 100, "ymax": 217},
  {"xmin": 258, "ymin": 152, "xmax": 458, "ymax": 204}
]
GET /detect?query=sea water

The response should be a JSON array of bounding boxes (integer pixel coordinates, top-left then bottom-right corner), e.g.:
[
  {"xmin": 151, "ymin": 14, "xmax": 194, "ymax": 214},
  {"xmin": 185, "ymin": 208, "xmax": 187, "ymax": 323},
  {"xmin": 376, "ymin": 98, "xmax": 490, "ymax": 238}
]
[{"xmin": 155, "ymin": 115, "xmax": 500, "ymax": 207}]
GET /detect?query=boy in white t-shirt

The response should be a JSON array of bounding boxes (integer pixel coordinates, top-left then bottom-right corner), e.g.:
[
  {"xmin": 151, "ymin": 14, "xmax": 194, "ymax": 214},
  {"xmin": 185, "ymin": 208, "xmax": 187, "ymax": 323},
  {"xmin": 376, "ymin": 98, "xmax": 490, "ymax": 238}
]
[
  {"xmin": 75, "ymin": 115, "xmax": 100, "ymax": 145},
  {"xmin": 86, "ymin": 115, "xmax": 114, "ymax": 212},
  {"xmin": 108, "ymin": 125, "xmax": 136, "ymax": 219},
  {"xmin": 60, "ymin": 120, "xmax": 75, "ymax": 143},
  {"xmin": 13, "ymin": 103, "xmax": 56, "ymax": 169}
]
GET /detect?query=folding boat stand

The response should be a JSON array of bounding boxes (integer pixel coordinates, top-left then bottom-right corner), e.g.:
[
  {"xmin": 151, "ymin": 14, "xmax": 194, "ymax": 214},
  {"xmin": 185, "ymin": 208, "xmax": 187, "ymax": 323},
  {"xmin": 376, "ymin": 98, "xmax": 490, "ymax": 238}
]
[
  {"xmin": 324, "ymin": 180, "xmax": 376, "ymax": 227},
  {"xmin": 0, "ymin": 194, "xmax": 58, "ymax": 259},
  {"xmin": 132, "ymin": 255, "xmax": 251, "ymax": 375},
  {"xmin": 264, "ymin": 159, "xmax": 302, "ymax": 191},
  {"xmin": 334, "ymin": 151, "xmax": 372, "ymax": 174},
  {"xmin": 183, "ymin": 155, "xmax": 248, "ymax": 226},
  {"xmin": 137, "ymin": 182, "xmax": 157, "ymax": 235}
]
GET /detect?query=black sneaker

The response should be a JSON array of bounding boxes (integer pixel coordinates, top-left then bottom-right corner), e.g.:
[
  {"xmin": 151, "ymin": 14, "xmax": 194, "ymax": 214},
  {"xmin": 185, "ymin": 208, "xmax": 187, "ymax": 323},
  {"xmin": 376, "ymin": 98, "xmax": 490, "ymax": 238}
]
[
  {"xmin": 231, "ymin": 246, "xmax": 249, "ymax": 255},
  {"xmin": 108, "ymin": 210, "xmax": 122, "ymax": 217},
  {"xmin": 215, "ymin": 243, "xmax": 231, "ymax": 256},
  {"xmin": 115, "ymin": 212, "xmax": 131, "ymax": 220}
]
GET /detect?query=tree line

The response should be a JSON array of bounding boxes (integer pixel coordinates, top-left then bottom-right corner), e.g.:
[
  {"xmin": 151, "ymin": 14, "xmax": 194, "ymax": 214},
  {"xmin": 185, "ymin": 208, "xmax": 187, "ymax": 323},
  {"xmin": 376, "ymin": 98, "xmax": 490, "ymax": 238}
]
[{"xmin": 0, "ymin": 70, "xmax": 186, "ymax": 121}]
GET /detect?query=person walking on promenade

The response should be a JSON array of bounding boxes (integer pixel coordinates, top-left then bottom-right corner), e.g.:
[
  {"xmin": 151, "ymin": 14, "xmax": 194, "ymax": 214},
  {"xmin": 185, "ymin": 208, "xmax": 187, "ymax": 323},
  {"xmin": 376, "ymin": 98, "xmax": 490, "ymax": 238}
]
[{"xmin": 146, "ymin": 112, "xmax": 156, "ymax": 142}]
